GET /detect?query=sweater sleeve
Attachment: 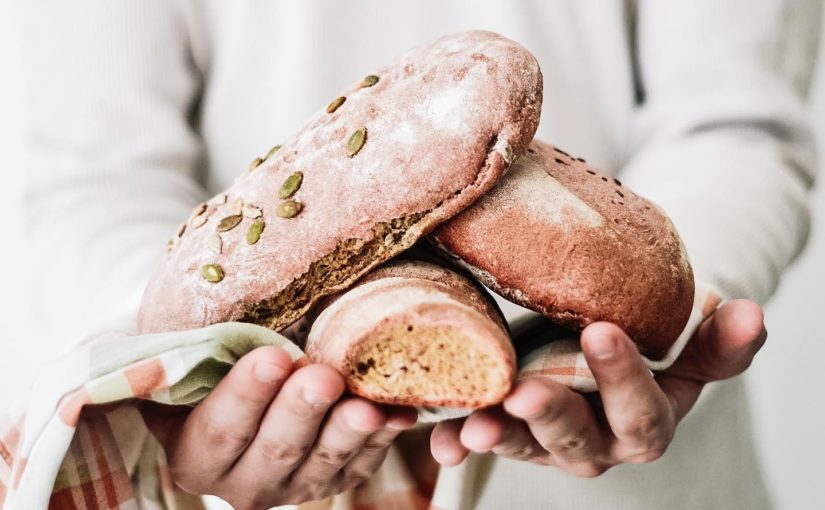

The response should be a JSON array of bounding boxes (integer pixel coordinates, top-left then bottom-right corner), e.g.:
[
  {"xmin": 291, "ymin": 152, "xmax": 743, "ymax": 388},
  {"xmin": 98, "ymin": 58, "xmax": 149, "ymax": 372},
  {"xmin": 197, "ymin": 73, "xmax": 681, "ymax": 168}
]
[
  {"xmin": 622, "ymin": 0, "xmax": 820, "ymax": 303},
  {"xmin": 21, "ymin": 0, "xmax": 207, "ymax": 342}
]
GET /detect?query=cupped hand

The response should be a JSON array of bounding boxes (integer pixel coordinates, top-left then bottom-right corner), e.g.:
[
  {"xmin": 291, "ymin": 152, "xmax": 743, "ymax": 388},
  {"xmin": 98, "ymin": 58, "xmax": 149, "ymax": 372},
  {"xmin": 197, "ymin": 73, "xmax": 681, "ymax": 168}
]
[
  {"xmin": 140, "ymin": 347, "xmax": 417, "ymax": 510},
  {"xmin": 431, "ymin": 299, "xmax": 767, "ymax": 477}
]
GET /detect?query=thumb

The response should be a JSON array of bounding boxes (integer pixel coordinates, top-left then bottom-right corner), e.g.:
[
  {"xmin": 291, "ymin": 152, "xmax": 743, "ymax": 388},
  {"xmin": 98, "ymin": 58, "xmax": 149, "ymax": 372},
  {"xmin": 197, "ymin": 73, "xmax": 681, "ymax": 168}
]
[{"xmin": 667, "ymin": 299, "xmax": 767, "ymax": 382}]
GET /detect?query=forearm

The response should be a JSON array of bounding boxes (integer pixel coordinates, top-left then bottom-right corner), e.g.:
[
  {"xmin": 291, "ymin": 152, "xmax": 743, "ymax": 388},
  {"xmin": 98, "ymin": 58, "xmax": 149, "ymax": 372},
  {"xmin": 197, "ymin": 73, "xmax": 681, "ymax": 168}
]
[
  {"xmin": 622, "ymin": 126, "xmax": 814, "ymax": 303},
  {"xmin": 623, "ymin": 0, "xmax": 820, "ymax": 302}
]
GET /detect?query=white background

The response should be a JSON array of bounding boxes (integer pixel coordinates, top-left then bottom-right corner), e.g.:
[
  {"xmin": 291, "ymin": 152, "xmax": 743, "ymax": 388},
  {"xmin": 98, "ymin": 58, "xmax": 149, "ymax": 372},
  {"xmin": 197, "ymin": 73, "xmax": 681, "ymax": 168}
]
[{"xmin": 0, "ymin": 2, "xmax": 823, "ymax": 509}]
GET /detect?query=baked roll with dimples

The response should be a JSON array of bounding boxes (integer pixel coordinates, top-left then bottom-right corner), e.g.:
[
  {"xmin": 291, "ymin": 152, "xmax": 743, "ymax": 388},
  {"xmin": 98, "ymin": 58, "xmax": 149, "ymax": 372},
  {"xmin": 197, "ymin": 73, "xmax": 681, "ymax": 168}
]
[{"xmin": 431, "ymin": 140, "xmax": 695, "ymax": 360}]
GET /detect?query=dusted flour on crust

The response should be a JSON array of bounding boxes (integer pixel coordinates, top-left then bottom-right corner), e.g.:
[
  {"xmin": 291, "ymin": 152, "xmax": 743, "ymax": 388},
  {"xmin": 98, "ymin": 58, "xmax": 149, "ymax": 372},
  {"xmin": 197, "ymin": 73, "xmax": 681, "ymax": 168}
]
[
  {"xmin": 430, "ymin": 140, "xmax": 695, "ymax": 360},
  {"xmin": 305, "ymin": 259, "xmax": 516, "ymax": 408},
  {"xmin": 138, "ymin": 31, "xmax": 542, "ymax": 334}
]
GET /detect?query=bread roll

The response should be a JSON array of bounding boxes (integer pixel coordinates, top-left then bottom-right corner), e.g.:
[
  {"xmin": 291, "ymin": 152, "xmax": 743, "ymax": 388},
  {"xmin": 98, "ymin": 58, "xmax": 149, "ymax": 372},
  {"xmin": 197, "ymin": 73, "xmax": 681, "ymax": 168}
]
[
  {"xmin": 431, "ymin": 140, "xmax": 695, "ymax": 359},
  {"xmin": 305, "ymin": 259, "xmax": 515, "ymax": 408},
  {"xmin": 138, "ymin": 31, "xmax": 542, "ymax": 334}
]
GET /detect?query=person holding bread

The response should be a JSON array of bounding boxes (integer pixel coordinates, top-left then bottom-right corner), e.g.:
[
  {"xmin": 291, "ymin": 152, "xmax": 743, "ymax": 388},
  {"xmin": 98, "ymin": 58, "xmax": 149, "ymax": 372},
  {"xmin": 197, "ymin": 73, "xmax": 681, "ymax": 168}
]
[{"xmin": 17, "ymin": 1, "xmax": 819, "ymax": 509}]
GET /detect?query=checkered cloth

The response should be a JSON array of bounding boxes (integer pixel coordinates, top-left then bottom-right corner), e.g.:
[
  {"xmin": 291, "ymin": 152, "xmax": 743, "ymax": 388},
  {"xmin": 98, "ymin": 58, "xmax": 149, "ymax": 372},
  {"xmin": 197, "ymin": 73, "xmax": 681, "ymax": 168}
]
[{"xmin": 0, "ymin": 284, "xmax": 718, "ymax": 510}]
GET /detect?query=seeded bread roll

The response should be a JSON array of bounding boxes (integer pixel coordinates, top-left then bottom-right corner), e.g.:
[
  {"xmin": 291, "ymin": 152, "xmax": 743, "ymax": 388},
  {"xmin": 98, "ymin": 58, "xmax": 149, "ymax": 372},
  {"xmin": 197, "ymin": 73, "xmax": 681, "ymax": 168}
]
[
  {"xmin": 138, "ymin": 31, "xmax": 542, "ymax": 334},
  {"xmin": 430, "ymin": 140, "xmax": 695, "ymax": 360},
  {"xmin": 305, "ymin": 259, "xmax": 516, "ymax": 408}
]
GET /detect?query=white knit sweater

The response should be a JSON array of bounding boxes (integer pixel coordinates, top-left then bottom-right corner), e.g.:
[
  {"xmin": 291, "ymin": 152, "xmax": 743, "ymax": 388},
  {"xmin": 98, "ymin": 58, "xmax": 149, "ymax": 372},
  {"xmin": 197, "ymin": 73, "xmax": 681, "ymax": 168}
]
[{"xmin": 19, "ymin": 1, "xmax": 820, "ymax": 509}]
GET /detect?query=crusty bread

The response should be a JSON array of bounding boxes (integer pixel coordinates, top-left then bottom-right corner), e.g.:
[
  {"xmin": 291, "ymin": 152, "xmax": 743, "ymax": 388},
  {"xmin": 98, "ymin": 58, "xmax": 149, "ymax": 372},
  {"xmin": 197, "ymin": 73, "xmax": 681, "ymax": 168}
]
[
  {"xmin": 431, "ymin": 140, "xmax": 695, "ymax": 359},
  {"xmin": 305, "ymin": 259, "xmax": 516, "ymax": 408},
  {"xmin": 138, "ymin": 31, "xmax": 542, "ymax": 334}
]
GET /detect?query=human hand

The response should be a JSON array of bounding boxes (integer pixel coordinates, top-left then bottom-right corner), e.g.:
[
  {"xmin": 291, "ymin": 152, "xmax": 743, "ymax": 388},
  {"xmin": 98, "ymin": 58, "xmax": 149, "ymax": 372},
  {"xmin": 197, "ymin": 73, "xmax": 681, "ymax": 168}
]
[
  {"xmin": 430, "ymin": 299, "xmax": 766, "ymax": 477},
  {"xmin": 140, "ymin": 346, "xmax": 417, "ymax": 509}
]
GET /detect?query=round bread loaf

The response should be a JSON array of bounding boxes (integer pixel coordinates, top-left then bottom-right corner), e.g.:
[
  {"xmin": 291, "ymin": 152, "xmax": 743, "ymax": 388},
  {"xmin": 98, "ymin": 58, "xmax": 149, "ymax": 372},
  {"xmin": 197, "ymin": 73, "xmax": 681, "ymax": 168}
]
[
  {"xmin": 430, "ymin": 140, "xmax": 695, "ymax": 360},
  {"xmin": 305, "ymin": 259, "xmax": 515, "ymax": 408},
  {"xmin": 138, "ymin": 31, "xmax": 542, "ymax": 334}
]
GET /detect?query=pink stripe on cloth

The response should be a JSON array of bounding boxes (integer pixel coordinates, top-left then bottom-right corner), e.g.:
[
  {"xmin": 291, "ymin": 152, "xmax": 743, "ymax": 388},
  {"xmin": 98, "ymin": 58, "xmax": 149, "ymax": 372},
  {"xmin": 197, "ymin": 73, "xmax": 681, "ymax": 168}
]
[
  {"xmin": 77, "ymin": 477, "xmax": 99, "ymax": 510},
  {"xmin": 11, "ymin": 458, "xmax": 25, "ymax": 490},
  {"xmin": 85, "ymin": 417, "xmax": 128, "ymax": 508},
  {"xmin": 0, "ymin": 414, "xmax": 24, "ymax": 506},
  {"xmin": 52, "ymin": 415, "xmax": 134, "ymax": 509},
  {"xmin": 57, "ymin": 391, "xmax": 92, "ymax": 428},
  {"xmin": 0, "ymin": 441, "xmax": 14, "ymax": 470},
  {"xmin": 47, "ymin": 487, "xmax": 79, "ymax": 510},
  {"xmin": 0, "ymin": 425, "xmax": 21, "ymax": 469},
  {"xmin": 124, "ymin": 358, "xmax": 167, "ymax": 397}
]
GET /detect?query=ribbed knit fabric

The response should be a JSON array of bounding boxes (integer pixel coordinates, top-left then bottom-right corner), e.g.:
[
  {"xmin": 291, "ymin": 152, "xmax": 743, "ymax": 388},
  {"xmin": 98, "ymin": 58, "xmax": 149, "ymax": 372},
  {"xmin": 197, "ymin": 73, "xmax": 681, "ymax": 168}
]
[{"xmin": 18, "ymin": 1, "xmax": 820, "ymax": 509}]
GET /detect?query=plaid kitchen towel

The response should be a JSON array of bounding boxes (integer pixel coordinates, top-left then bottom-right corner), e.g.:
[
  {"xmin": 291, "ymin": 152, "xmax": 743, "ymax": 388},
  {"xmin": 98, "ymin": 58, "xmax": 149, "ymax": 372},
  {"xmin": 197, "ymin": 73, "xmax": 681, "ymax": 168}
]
[{"xmin": 0, "ymin": 284, "xmax": 718, "ymax": 510}]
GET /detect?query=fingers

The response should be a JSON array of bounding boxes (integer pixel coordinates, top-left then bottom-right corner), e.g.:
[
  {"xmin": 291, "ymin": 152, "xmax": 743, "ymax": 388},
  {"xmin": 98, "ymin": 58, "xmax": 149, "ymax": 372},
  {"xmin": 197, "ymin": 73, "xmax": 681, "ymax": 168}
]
[
  {"xmin": 431, "ymin": 418, "xmax": 469, "ymax": 466},
  {"xmin": 502, "ymin": 378, "xmax": 606, "ymax": 465},
  {"xmin": 290, "ymin": 398, "xmax": 387, "ymax": 484},
  {"xmin": 235, "ymin": 363, "xmax": 345, "ymax": 478},
  {"xmin": 658, "ymin": 299, "xmax": 767, "ymax": 421},
  {"xmin": 461, "ymin": 407, "xmax": 547, "ymax": 463},
  {"xmin": 343, "ymin": 406, "xmax": 418, "ymax": 482},
  {"xmin": 670, "ymin": 300, "xmax": 767, "ymax": 382},
  {"xmin": 654, "ymin": 374, "xmax": 704, "ymax": 424},
  {"xmin": 167, "ymin": 346, "xmax": 294, "ymax": 486},
  {"xmin": 582, "ymin": 323, "xmax": 674, "ymax": 463},
  {"xmin": 460, "ymin": 407, "xmax": 508, "ymax": 452}
]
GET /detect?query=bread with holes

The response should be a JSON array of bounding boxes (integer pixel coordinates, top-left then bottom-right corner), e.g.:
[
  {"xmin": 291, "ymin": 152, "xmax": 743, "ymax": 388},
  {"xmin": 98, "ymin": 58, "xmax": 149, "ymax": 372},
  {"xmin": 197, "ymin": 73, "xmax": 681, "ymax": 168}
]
[
  {"xmin": 138, "ymin": 31, "xmax": 542, "ymax": 334},
  {"xmin": 430, "ymin": 139, "xmax": 695, "ymax": 360},
  {"xmin": 305, "ymin": 258, "xmax": 515, "ymax": 408}
]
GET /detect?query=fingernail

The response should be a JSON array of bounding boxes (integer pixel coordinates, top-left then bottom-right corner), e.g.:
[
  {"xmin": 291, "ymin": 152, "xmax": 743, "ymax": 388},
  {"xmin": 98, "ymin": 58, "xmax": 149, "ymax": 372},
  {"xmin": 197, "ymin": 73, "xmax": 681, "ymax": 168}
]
[
  {"xmin": 588, "ymin": 333, "xmax": 616, "ymax": 360},
  {"xmin": 254, "ymin": 361, "xmax": 287, "ymax": 384},
  {"xmin": 301, "ymin": 389, "xmax": 332, "ymax": 405},
  {"xmin": 386, "ymin": 415, "xmax": 416, "ymax": 431}
]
